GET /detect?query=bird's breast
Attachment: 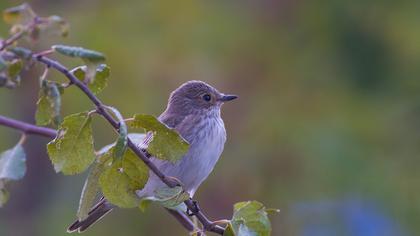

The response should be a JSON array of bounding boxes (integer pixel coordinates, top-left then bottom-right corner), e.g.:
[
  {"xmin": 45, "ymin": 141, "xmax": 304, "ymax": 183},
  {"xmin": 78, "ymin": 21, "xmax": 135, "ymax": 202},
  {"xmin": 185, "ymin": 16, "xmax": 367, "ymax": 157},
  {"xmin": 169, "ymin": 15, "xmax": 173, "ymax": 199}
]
[
  {"xmin": 139, "ymin": 116, "xmax": 227, "ymax": 198},
  {"xmin": 176, "ymin": 117, "xmax": 226, "ymax": 195}
]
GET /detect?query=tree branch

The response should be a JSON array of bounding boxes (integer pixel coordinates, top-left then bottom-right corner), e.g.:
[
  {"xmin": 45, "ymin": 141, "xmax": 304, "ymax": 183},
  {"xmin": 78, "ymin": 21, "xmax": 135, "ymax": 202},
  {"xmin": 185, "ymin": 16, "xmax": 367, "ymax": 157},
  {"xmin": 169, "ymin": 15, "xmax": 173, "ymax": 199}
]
[
  {"xmin": 0, "ymin": 115, "xmax": 56, "ymax": 138},
  {"xmin": 31, "ymin": 55, "xmax": 225, "ymax": 235}
]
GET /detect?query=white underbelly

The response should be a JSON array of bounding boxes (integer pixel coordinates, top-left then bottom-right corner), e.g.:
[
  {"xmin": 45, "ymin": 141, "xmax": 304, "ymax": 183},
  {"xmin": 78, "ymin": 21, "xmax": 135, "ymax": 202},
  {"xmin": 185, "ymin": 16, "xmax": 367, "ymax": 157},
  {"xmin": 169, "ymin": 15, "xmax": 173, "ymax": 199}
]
[{"xmin": 138, "ymin": 118, "xmax": 226, "ymax": 197}]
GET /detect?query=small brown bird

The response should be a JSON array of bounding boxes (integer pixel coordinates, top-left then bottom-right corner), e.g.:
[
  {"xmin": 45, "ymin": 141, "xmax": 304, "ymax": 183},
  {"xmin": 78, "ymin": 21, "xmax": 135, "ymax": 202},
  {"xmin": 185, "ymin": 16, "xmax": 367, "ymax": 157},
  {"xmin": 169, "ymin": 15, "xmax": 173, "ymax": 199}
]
[{"xmin": 68, "ymin": 80, "xmax": 237, "ymax": 232}]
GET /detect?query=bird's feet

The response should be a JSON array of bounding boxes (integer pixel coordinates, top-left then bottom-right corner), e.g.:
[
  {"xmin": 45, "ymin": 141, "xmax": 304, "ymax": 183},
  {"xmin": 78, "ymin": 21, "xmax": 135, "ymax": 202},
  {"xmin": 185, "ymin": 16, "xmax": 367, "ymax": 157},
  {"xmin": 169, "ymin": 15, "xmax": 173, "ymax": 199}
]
[{"xmin": 187, "ymin": 199, "xmax": 200, "ymax": 216}]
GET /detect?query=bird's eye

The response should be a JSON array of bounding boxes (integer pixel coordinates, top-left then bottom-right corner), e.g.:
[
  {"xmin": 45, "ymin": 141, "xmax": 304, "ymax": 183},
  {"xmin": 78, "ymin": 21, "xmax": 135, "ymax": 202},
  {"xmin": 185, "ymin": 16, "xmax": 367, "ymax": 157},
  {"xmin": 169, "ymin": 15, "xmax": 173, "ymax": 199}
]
[{"xmin": 202, "ymin": 94, "xmax": 211, "ymax": 102}]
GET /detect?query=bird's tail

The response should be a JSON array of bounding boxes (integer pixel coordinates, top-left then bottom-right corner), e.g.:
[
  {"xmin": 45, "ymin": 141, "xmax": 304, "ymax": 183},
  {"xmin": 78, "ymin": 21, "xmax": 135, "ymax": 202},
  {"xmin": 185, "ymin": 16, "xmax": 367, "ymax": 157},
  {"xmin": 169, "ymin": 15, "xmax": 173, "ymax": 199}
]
[{"xmin": 67, "ymin": 198, "xmax": 113, "ymax": 233}]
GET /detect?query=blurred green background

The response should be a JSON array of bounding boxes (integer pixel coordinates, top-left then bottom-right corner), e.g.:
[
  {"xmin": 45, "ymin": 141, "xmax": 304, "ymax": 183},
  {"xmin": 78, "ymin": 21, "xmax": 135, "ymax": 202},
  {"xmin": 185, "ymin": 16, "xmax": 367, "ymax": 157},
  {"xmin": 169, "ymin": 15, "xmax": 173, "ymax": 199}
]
[{"xmin": 1, "ymin": 0, "xmax": 420, "ymax": 235}]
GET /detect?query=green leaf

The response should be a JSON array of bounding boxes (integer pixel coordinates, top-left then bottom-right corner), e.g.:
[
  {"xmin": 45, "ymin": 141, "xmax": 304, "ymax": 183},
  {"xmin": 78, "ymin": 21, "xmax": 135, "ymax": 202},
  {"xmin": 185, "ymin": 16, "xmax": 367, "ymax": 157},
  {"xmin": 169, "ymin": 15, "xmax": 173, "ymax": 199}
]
[
  {"xmin": 0, "ymin": 143, "xmax": 26, "ymax": 208},
  {"xmin": 0, "ymin": 188, "xmax": 9, "ymax": 207},
  {"xmin": 35, "ymin": 81, "xmax": 62, "ymax": 126},
  {"xmin": 7, "ymin": 59, "xmax": 23, "ymax": 80},
  {"xmin": 9, "ymin": 47, "xmax": 32, "ymax": 59},
  {"xmin": 35, "ymin": 94, "xmax": 53, "ymax": 126},
  {"xmin": 226, "ymin": 201, "xmax": 275, "ymax": 236},
  {"xmin": 0, "ymin": 56, "xmax": 6, "ymax": 72},
  {"xmin": 47, "ymin": 112, "xmax": 95, "ymax": 175},
  {"xmin": 77, "ymin": 161, "xmax": 103, "ymax": 221},
  {"xmin": 99, "ymin": 148, "xmax": 149, "ymax": 208},
  {"xmin": 52, "ymin": 45, "xmax": 105, "ymax": 63},
  {"xmin": 96, "ymin": 133, "xmax": 146, "ymax": 157},
  {"xmin": 224, "ymin": 223, "xmax": 236, "ymax": 236},
  {"xmin": 0, "ymin": 144, "xmax": 26, "ymax": 181},
  {"xmin": 71, "ymin": 64, "xmax": 110, "ymax": 95},
  {"xmin": 140, "ymin": 186, "xmax": 190, "ymax": 210},
  {"xmin": 130, "ymin": 114, "xmax": 189, "ymax": 162},
  {"xmin": 3, "ymin": 3, "xmax": 35, "ymax": 25},
  {"xmin": 105, "ymin": 106, "xmax": 128, "ymax": 160}
]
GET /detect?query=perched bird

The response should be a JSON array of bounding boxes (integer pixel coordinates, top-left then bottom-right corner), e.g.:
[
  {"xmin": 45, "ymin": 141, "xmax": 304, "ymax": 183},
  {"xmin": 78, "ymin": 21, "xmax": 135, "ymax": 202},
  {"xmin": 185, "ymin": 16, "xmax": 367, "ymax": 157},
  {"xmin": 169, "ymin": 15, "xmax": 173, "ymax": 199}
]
[{"xmin": 68, "ymin": 80, "xmax": 237, "ymax": 232}]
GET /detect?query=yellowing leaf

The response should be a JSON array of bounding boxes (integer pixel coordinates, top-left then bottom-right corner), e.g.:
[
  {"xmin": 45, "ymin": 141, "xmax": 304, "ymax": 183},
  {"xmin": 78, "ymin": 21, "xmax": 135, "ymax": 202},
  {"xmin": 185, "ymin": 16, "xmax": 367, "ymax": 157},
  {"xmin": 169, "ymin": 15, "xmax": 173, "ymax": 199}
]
[
  {"xmin": 47, "ymin": 112, "xmax": 95, "ymax": 175},
  {"xmin": 130, "ymin": 114, "xmax": 189, "ymax": 162},
  {"xmin": 3, "ymin": 3, "xmax": 35, "ymax": 25},
  {"xmin": 99, "ymin": 149, "xmax": 148, "ymax": 208}
]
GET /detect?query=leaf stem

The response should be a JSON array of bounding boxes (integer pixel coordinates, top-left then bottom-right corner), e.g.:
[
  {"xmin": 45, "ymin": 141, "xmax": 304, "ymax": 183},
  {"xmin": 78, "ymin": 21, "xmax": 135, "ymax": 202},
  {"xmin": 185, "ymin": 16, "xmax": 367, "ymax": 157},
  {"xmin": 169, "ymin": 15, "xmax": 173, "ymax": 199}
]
[{"xmin": 17, "ymin": 133, "xmax": 28, "ymax": 145}]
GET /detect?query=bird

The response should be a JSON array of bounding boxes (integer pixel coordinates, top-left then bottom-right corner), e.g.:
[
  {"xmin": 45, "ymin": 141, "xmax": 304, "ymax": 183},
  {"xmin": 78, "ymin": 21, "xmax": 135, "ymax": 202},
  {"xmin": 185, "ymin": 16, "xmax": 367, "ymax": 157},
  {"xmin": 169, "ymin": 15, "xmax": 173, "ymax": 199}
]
[{"xmin": 67, "ymin": 80, "xmax": 237, "ymax": 233}]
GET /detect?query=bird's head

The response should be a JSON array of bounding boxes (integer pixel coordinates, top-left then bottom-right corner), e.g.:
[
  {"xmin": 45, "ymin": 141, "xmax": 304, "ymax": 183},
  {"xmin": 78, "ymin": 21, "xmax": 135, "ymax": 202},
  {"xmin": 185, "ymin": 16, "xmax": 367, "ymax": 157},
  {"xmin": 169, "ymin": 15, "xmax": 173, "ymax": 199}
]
[{"xmin": 167, "ymin": 80, "xmax": 237, "ymax": 116}]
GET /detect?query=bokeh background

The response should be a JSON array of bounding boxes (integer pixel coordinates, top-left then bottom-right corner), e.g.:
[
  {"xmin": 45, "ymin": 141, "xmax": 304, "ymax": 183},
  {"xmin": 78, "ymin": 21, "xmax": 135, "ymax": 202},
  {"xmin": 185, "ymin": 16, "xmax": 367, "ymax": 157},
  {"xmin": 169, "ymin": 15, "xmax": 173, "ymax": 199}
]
[{"xmin": 1, "ymin": 0, "xmax": 420, "ymax": 235}]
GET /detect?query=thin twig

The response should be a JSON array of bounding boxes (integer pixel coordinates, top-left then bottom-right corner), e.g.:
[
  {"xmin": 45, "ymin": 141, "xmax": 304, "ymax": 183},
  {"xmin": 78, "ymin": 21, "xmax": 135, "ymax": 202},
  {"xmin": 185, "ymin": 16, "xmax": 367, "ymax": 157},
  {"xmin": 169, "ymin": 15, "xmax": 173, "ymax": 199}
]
[
  {"xmin": 0, "ymin": 115, "xmax": 56, "ymax": 138},
  {"xmin": 0, "ymin": 18, "xmax": 39, "ymax": 51}
]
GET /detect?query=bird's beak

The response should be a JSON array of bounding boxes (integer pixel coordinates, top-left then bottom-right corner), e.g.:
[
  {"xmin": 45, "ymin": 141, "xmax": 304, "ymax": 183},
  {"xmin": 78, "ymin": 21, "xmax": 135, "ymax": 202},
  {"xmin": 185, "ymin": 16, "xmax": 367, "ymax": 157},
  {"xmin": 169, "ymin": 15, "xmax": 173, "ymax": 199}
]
[{"xmin": 219, "ymin": 94, "xmax": 238, "ymax": 102}]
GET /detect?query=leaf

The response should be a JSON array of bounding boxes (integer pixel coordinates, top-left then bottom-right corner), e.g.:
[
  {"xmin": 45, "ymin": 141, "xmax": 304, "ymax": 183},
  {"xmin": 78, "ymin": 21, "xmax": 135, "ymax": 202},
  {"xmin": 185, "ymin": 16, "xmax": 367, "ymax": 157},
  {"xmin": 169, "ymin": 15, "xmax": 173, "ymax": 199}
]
[
  {"xmin": 96, "ymin": 133, "xmax": 146, "ymax": 157},
  {"xmin": 226, "ymin": 201, "xmax": 275, "ymax": 236},
  {"xmin": 47, "ymin": 112, "xmax": 95, "ymax": 175},
  {"xmin": 0, "ymin": 188, "xmax": 9, "ymax": 207},
  {"xmin": 105, "ymin": 106, "xmax": 128, "ymax": 160},
  {"xmin": 9, "ymin": 47, "xmax": 32, "ymax": 59},
  {"xmin": 3, "ymin": 3, "xmax": 35, "ymax": 25},
  {"xmin": 0, "ymin": 143, "xmax": 26, "ymax": 208},
  {"xmin": 77, "ymin": 161, "xmax": 103, "ymax": 221},
  {"xmin": 35, "ymin": 81, "xmax": 62, "ymax": 126},
  {"xmin": 0, "ymin": 56, "xmax": 6, "ymax": 72},
  {"xmin": 77, "ymin": 146, "xmax": 115, "ymax": 219},
  {"xmin": 99, "ymin": 148, "xmax": 149, "ymax": 208},
  {"xmin": 35, "ymin": 94, "xmax": 53, "ymax": 126},
  {"xmin": 130, "ymin": 114, "xmax": 189, "ymax": 162},
  {"xmin": 0, "ymin": 144, "xmax": 26, "ymax": 181},
  {"xmin": 46, "ymin": 15, "xmax": 69, "ymax": 37},
  {"xmin": 140, "ymin": 186, "xmax": 190, "ymax": 210},
  {"xmin": 7, "ymin": 59, "xmax": 23, "ymax": 80},
  {"xmin": 71, "ymin": 64, "xmax": 110, "ymax": 95},
  {"xmin": 52, "ymin": 45, "xmax": 105, "ymax": 64},
  {"xmin": 237, "ymin": 224, "xmax": 258, "ymax": 236},
  {"xmin": 224, "ymin": 224, "xmax": 236, "ymax": 236}
]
